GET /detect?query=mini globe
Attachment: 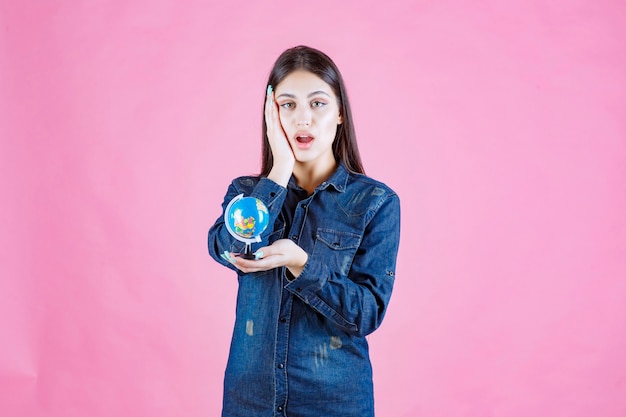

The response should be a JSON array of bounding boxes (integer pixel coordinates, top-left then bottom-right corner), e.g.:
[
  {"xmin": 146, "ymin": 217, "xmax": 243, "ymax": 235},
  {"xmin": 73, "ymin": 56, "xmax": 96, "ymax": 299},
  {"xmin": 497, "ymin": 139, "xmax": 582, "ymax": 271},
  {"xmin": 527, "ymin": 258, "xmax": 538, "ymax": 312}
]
[{"xmin": 224, "ymin": 194, "xmax": 270, "ymax": 242}]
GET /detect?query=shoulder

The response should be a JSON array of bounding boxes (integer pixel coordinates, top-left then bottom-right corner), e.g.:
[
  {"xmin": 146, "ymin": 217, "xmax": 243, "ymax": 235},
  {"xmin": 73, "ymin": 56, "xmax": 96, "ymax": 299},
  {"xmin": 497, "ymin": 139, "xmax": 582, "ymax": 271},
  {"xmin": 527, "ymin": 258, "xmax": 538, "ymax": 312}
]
[
  {"xmin": 346, "ymin": 171, "xmax": 399, "ymax": 201},
  {"xmin": 230, "ymin": 175, "xmax": 262, "ymax": 193},
  {"xmin": 337, "ymin": 171, "xmax": 400, "ymax": 218}
]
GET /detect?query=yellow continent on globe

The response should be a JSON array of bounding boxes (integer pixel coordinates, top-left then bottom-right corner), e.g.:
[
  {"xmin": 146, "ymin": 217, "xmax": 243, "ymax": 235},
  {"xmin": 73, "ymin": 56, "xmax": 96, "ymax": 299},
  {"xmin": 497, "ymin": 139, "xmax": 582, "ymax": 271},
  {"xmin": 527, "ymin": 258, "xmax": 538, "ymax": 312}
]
[{"xmin": 235, "ymin": 216, "xmax": 256, "ymax": 235}]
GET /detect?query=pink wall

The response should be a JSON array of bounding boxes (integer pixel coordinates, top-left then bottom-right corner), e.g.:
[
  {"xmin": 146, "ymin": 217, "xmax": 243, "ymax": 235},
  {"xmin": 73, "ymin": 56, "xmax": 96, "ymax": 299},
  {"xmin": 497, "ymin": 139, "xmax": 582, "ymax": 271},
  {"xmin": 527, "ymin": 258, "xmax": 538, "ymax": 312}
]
[{"xmin": 1, "ymin": 1, "xmax": 625, "ymax": 416}]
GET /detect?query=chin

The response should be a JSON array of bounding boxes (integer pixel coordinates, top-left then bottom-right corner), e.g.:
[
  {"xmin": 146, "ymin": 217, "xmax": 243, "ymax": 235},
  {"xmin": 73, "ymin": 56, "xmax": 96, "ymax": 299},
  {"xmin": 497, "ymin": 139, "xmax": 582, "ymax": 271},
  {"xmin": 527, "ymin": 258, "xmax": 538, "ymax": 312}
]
[{"xmin": 294, "ymin": 156, "xmax": 317, "ymax": 165}]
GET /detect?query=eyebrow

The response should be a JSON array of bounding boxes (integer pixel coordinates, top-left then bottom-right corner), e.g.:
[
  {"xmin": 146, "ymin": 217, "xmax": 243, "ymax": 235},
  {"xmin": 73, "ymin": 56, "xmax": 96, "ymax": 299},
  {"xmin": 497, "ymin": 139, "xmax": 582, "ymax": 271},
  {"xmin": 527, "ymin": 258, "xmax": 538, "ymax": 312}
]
[{"xmin": 276, "ymin": 90, "xmax": 331, "ymax": 99}]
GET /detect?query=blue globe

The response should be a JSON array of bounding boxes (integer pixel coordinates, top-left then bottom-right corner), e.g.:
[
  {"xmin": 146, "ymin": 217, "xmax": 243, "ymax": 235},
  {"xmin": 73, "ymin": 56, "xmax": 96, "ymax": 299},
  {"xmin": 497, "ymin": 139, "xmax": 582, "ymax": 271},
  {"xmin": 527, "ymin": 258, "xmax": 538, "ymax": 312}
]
[{"xmin": 225, "ymin": 195, "xmax": 270, "ymax": 241}]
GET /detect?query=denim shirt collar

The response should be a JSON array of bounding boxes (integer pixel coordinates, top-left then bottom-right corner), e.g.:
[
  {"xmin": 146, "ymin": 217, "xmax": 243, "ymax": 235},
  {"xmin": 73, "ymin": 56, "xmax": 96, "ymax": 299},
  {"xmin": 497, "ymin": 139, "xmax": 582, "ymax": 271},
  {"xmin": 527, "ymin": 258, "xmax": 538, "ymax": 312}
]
[{"xmin": 287, "ymin": 162, "xmax": 350, "ymax": 193}]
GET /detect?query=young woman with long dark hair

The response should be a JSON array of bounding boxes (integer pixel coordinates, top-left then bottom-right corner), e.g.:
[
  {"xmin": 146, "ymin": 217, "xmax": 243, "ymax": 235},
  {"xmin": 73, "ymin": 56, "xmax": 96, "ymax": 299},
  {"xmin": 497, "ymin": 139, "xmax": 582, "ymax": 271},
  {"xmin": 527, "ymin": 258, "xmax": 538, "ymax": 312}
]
[{"xmin": 208, "ymin": 45, "xmax": 401, "ymax": 417}]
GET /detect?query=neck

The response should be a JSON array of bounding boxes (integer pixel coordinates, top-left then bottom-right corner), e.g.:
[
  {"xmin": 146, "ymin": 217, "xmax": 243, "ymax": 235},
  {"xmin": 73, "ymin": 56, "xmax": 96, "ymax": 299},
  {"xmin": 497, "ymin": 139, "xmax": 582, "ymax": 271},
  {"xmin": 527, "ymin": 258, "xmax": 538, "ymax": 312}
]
[{"xmin": 293, "ymin": 159, "xmax": 338, "ymax": 195}]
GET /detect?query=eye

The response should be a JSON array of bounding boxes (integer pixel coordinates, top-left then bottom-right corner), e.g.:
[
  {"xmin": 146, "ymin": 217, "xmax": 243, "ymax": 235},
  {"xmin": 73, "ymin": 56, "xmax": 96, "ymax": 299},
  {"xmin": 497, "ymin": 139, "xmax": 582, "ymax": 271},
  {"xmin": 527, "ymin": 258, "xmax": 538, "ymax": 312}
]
[
  {"xmin": 311, "ymin": 100, "xmax": 326, "ymax": 108},
  {"xmin": 280, "ymin": 102, "xmax": 294, "ymax": 109}
]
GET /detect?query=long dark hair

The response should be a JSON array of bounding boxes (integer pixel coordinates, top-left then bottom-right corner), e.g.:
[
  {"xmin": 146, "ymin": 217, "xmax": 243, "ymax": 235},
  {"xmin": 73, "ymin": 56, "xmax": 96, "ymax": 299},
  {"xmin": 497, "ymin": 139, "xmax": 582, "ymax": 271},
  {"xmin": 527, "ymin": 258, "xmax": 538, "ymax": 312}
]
[{"xmin": 260, "ymin": 45, "xmax": 364, "ymax": 176}]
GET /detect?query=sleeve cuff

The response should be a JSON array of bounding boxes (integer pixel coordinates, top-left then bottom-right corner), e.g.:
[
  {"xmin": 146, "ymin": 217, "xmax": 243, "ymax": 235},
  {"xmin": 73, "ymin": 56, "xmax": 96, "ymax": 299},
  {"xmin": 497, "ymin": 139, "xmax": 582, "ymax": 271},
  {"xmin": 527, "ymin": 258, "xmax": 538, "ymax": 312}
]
[
  {"xmin": 249, "ymin": 177, "xmax": 287, "ymax": 209},
  {"xmin": 284, "ymin": 256, "xmax": 328, "ymax": 302}
]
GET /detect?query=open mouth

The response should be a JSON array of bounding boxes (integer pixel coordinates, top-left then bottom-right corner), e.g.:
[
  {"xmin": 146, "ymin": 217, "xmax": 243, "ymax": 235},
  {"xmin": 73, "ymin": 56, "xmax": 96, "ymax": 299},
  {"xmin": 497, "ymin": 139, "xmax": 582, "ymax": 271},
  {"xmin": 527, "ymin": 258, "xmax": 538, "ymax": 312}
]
[
  {"xmin": 294, "ymin": 132, "xmax": 315, "ymax": 149},
  {"xmin": 296, "ymin": 135, "xmax": 314, "ymax": 144}
]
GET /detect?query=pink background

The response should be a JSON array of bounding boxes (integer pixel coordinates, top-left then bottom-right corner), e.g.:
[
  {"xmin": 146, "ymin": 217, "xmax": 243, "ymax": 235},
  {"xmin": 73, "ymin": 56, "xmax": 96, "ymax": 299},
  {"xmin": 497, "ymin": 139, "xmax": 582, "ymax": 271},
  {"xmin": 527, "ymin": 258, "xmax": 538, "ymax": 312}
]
[{"xmin": 1, "ymin": 1, "xmax": 625, "ymax": 416}]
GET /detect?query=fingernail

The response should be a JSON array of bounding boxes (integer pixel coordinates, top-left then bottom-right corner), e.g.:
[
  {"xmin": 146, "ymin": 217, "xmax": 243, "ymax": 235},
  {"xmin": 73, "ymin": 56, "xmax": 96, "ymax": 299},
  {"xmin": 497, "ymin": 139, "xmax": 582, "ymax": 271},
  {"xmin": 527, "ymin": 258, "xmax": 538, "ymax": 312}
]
[
  {"xmin": 254, "ymin": 250, "xmax": 264, "ymax": 260},
  {"xmin": 267, "ymin": 85, "xmax": 273, "ymax": 95}
]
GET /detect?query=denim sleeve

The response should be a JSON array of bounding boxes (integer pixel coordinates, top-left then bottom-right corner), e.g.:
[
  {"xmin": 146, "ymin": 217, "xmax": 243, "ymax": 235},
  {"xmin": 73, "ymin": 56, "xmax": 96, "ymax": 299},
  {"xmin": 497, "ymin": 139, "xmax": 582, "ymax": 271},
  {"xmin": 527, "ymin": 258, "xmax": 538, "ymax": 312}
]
[
  {"xmin": 207, "ymin": 177, "xmax": 287, "ymax": 270},
  {"xmin": 285, "ymin": 193, "xmax": 401, "ymax": 337}
]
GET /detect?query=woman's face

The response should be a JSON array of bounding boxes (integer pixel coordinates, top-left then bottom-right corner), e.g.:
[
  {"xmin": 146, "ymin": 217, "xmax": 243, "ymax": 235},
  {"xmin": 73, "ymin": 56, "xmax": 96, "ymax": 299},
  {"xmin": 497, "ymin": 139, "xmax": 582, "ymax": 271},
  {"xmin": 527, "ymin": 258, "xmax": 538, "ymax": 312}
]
[{"xmin": 274, "ymin": 70, "xmax": 343, "ymax": 169}]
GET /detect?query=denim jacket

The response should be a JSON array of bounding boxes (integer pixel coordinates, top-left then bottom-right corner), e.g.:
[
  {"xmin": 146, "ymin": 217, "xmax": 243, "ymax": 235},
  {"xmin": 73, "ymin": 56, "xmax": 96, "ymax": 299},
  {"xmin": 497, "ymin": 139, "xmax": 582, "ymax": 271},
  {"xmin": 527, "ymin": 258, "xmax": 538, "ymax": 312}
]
[{"xmin": 208, "ymin": 163, "xmax": 401, "ymax": 417}]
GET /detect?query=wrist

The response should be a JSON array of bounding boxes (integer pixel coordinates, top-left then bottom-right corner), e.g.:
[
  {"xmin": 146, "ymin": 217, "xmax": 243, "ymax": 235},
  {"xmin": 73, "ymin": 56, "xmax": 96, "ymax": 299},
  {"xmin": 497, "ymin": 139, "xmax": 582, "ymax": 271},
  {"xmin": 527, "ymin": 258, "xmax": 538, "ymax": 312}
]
[
  {"xmin": 268, "ymin": 164, "xmax": 293, "ymax": 187},
  {"xmin": 287, "ymin": 250, "xmax": 308, "ymax": 279}
]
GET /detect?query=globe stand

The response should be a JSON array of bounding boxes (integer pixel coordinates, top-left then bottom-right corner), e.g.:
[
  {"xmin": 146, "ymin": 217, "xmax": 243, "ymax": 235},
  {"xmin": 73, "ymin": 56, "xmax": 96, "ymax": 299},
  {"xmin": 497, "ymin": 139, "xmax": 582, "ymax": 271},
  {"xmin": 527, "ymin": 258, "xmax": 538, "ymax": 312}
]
[
  {"xmin": 224, "ymin": 194, "xmax": 270, "ymax": 261},
  {"xmin": 237, "ymin": 243, "xmax": 255, "ymax": 260}
]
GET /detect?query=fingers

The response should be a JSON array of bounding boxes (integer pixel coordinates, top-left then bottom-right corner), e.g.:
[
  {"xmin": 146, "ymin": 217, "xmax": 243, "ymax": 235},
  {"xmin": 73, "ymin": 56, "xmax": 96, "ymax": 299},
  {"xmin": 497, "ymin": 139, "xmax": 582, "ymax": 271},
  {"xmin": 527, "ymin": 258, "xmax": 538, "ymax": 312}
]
[
  {"xmin": 265, "ymin": 85, "xmax": 285, "ymax": 146},
  {"xmin": 264, "ymin": 85, "xmax": 295, "ymax": 185},
  {"xmin": 222, "ymin": 250, "xmax": 278, "ymax": 274},
  {"xmin": 265, "ymin": 85, "xmax": 291, "ymax": 146},
  {"xmin": 221, "ymin": 241, "xmax": 287, "ymax": 273},
  {"xmin": 265, "ymin": 85, "xmax": 284, "ymax": 137},
  {"xmin": 264, "ymin": 85, "xmax": 274, "ymax": 127}
]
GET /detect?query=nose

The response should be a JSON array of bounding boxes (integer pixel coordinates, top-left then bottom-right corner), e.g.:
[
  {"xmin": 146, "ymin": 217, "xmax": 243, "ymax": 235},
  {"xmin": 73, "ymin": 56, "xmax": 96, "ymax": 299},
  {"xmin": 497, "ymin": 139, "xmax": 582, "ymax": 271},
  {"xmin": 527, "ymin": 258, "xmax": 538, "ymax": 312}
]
[
  {"xmin": 296, "ymin": 119, "xmax": 310, "ymax": 127},
  {"xmin": 295, "ymin": 107, "xmax": 312, "ymax": 127}
]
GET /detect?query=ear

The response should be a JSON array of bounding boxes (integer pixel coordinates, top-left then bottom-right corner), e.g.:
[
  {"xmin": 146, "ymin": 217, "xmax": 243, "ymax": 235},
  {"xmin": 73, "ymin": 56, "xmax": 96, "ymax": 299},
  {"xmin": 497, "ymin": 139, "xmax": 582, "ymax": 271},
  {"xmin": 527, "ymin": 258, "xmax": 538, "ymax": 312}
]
[{"xmin": 338, "ymin": 113, "xmax": 343, "ymax": 124}]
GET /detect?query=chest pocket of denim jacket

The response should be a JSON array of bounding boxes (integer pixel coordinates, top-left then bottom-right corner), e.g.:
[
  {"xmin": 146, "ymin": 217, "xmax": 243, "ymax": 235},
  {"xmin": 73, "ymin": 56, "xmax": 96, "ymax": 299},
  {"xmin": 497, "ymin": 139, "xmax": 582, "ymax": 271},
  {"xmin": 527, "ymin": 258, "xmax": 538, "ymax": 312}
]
[{"xmin": 313, "ymin": 229, "xmax": 362, "ymax": 276}]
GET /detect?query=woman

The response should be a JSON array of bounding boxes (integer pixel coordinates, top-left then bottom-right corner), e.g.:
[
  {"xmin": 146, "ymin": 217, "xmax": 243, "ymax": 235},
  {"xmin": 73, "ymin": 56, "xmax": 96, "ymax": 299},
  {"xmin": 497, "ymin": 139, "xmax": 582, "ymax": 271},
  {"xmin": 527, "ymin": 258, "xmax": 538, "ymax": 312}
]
[{"xmin": 208, "ymin": 45, "xmax": 401, "ymax": 417}]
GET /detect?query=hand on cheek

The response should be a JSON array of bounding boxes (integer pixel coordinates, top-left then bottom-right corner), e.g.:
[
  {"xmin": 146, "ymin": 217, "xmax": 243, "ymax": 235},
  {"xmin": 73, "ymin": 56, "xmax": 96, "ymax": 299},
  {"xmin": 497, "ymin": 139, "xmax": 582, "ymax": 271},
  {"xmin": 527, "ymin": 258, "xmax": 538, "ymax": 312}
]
[{"xmin": 265, "ymin": 85, "xmax": 295, "ymax": 186}]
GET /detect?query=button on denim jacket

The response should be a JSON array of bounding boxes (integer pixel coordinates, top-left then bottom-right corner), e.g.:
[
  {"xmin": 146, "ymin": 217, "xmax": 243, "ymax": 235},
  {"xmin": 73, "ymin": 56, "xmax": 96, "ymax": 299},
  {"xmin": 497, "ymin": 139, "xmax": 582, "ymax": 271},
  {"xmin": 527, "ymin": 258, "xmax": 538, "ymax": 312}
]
[{"xmin": 208, "ymin": 163, "xmax": 401, "ymax": 417}]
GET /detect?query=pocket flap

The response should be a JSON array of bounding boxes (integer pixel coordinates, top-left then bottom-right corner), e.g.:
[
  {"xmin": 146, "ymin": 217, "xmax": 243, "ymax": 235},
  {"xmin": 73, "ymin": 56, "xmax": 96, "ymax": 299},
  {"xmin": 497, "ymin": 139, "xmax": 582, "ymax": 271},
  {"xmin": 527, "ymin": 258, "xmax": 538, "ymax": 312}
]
[{"xmin": 316, "ymin": 229, "xmax": 361, "ymax": 250}]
